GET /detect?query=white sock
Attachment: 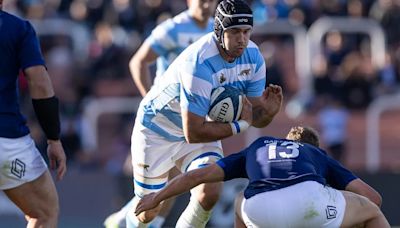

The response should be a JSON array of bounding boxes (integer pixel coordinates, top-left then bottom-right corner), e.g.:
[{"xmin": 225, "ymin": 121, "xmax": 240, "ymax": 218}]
[
  {"xmin": 148, "ymin": 216, "xmax": 165, "ymax": 228},
  {"xmin": 176, "ymin": 199, "xmax": 212, "ymax": 228}
]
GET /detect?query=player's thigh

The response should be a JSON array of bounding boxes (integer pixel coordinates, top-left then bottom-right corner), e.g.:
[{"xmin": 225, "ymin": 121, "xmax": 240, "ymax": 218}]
[
  {"xmin": 176, "ymin": 144, "xmax": 223, "ymax": 174},
  {"xmin": 4, "ymin": 170, "xmax": 58, "ymax": 217},
  {"xmin": 131, "ymin": 132, "xmax": 186, "ymax": 197},
  {"xmin": 340, "ymin": 190, "xmax": 380, "ymax": 228},
  {"xmin": 177, "ymin": 144, "xmax": 224, "ymax": 208},
  {"xmin": 131, "ymin": 124, "xmax": 186, "ymax": 180}
]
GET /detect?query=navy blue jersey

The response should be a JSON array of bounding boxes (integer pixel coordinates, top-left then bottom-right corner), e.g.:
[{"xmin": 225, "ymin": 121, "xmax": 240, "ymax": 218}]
[
  {"xmin": 0, "ymin": 10, "xmax": 45, "ymax": 138},
  {"xmin": 217, "ymin": 136, "xmax": 357, "ymax": 199}
]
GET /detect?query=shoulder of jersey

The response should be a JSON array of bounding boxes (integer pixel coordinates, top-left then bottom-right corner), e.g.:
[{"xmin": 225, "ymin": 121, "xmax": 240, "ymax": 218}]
[
  {"xmin": 1, "ymin": 11, "xmax": 23, "ymax": 23},
  {"xmin": 194, "ymin": 34, "xmax": 217, "ymax": 62},
  {"xmin": 172, "ymin": 10, "xmax": 192, "ymax": 24}
]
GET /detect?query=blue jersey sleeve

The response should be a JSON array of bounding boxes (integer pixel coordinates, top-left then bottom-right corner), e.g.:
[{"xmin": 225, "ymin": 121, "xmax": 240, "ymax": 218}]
[
  {"xmin": 19, "ymin": 21, "xmax": 45, "ymax": 69},
  {"xmin": 325, "ymin": 156, "xmax": 357, "ymax": 190},
  {"xmin": 217, "ymin": 150, "xmax": 248, "ymax": 181}
]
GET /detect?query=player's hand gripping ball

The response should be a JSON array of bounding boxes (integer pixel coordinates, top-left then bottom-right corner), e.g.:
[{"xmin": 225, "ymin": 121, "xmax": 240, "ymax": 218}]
[{"xmin": 208, "ymin": 85, "xmax": 244, "ymax": 123}]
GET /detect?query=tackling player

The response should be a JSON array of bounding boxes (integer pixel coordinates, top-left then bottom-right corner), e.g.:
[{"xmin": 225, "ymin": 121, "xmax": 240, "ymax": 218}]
[
  {"xmin": 135, "ymin": 126, "xmax": 390, "ymax": 228},
  {"xmin": 0, "ymin": 2, "xmax": 67, "ymax": 227}
]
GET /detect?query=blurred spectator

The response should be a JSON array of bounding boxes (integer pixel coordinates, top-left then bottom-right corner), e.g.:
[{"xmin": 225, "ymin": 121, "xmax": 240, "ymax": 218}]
[
  {"xmin": 87, "ymin": 21, "xmax": 135, "ymax": 97},
  {"xmin": 375, "ymin": 52, "xmax": 398, "ymax": 95},
  {"xmin": 317, "ymin": 95, "xmax": 349, "ymax": 163},
  {"xmin": 340, "ymin": 51, "xmax": 374, "ymax": 109},
  {"xmin": 312, "ymin": 54, "xmax": 341, "ymax": 99},
  {"xmin": 379, "ymin": 0, "xmax": 400, "ymax": 48}
]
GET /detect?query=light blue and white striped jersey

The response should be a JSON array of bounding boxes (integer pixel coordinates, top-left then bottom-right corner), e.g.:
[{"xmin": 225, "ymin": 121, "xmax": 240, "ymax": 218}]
[
  {"xmin": 145, "ymin": 10, "xmax": 214, "ymax": 83},
  {"xmin": 137, "ymin": 32, "xmax": 266, "ymax": 142}
]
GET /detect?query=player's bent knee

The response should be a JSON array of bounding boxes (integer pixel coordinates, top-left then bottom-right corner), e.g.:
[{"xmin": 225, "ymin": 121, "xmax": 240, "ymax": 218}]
[{"xmin": 25, "ymin": 201, "xmax": 59, "ymax": 225}]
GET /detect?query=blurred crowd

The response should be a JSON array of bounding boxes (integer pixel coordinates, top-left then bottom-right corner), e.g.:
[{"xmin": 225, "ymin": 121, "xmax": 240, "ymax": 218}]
[{"xmin": 3, "ymin": 0, "xmax": 400, "ymax": 173}]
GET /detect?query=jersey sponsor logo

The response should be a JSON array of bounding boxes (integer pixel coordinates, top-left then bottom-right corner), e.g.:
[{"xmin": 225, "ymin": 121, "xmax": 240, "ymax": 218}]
[
  {"xmin": 11, "ymin": 159, "xmax": 26, "ymax": 178},
  {"xmin": 239, "ymin": 68, "xmax": 251, "ymax": 76},
  {"xmin": 326, "ymin": 205, "xmax": 337, "ymax": 219},
  {"xmin": 137, "ymin": 163, "xmax": 150, "ymax": 172}
]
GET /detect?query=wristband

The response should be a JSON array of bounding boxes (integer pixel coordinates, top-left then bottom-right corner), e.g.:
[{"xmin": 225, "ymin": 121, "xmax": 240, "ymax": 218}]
[
  {"xmin": 230, "ymin": 120, "xmax": 250, "ymax": 135},
  {"xmin": 32, "ymin": 96, "xmax": 61, "ymax": 140}
]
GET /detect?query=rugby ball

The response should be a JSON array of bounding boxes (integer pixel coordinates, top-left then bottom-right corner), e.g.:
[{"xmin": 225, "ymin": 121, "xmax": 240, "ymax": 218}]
[{"xmin": 208, "ymin": 85, "xmax": 244, "ymax": 123}]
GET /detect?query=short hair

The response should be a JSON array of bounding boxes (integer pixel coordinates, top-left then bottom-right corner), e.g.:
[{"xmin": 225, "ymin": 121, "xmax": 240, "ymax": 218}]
[
  {"xmin": 214, "ymin": 0, "xmax": 253, "ymax": 46},
  {"xmin": 286, "ymin": 126, "xmax": 320, "ymax": 147}
]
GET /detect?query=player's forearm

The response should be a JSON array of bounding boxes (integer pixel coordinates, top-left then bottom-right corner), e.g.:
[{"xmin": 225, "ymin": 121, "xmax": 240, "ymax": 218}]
[
  {"xmin": 184, "ymin": 121, "xmax": 235, "ymax": 143},
  {"xmin": 153, "ymin": 172, "xmax": 204, "ymax": 204},
  {"xmin": 251, "ymin": 105, "xmax": 276, "ymax": 128}
]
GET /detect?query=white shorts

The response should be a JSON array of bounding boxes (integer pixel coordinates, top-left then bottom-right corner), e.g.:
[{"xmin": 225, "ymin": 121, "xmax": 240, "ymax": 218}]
[
  {"xmin": 0, "ymin": 135, "xmax": 48, "ymax": 190},
  {"xmin": 131, "ymin": 123, "xmax": 222, "ymax": 197},
  {"xmin": 241, "ymin": 181, "xmax": 346, "ymax": 228}
]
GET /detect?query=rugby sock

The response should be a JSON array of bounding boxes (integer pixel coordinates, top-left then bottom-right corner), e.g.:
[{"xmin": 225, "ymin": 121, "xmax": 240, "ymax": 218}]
[{"xmin": 176, "ymin": 199, "xmax": 212, "ymax": 228}]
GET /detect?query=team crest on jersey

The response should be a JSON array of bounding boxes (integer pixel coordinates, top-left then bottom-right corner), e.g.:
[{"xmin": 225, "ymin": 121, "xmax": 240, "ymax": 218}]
[
  {"xmin": 239, "ymin": 68, "xmax": 251, "ymax": 76},
  {"xmin": 219, "ymin": 73, "xmax": 226, "ymax": 83},
  {"xmin": 137, "ymin": 163, "xmax": 150, "ymax": 172}
]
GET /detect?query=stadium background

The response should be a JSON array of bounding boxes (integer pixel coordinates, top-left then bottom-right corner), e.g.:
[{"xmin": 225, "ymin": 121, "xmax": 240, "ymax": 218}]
[{"xmin": 1, "ymin": 0, "xmax": 400, "ymax": 227}]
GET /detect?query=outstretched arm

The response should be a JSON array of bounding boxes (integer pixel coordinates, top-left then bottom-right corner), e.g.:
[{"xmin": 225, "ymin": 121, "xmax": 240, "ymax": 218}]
[
  {"xmin": 248, "ymin": 84, "xmax": 283, "ymax": 128},
  {"xmin": 135, "ymin": 164, "xmax": 225, "ymax": 215}
]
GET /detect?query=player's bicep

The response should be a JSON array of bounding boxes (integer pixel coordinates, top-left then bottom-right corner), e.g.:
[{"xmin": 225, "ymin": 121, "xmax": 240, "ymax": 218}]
[
  {"xmin": 24, "ymin": 65, "xmax": 54, "ymax": 98},
  {"xmin": 185, "ymin": 164, "xmax": 225, "ymax": 186},
  {"xmin": 199, "ymin": 164, "xmax": 225, "ymax": 183},
  {"xmin": 181, "ymin": 109, "xmax": 206, "ymax": 136}
]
